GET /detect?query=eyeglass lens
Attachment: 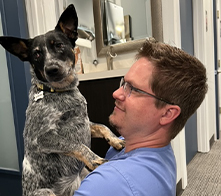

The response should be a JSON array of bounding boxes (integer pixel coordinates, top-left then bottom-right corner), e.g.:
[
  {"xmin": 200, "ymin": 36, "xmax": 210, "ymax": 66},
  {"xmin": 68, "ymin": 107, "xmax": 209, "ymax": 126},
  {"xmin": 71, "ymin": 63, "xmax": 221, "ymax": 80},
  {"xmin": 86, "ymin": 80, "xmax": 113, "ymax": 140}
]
[{"xmin": 120, "ymin": 78, "xmax": 132, "ymax": 97}]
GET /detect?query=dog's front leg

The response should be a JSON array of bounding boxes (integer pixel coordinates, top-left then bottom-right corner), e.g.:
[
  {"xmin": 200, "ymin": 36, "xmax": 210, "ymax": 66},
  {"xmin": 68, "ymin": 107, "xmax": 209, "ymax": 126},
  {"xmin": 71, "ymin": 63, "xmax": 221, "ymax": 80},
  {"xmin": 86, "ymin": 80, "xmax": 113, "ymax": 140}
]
[
  {"xmin": 65, "ymin": 144, "xmax": 108, "ymax": 171},
  {"xmin": 90, "ymin": 123, "xmax": 125, "ymax": 150},
  {"xmin": 37, "ymin": 130, "xmax": 107, "ymax": 171}
]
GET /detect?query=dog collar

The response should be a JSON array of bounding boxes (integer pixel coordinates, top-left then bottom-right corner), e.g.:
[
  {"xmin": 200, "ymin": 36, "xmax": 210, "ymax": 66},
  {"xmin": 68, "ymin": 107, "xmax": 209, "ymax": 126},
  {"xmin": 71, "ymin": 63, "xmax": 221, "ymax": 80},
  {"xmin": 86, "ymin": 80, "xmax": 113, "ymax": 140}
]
[
  {"xmin": 34, "ymin": 83, "xmax": 73, "ymax": 102},
  {"xmin": 36, "ymin": 83, "xmax": 69, "ymax": 93}
]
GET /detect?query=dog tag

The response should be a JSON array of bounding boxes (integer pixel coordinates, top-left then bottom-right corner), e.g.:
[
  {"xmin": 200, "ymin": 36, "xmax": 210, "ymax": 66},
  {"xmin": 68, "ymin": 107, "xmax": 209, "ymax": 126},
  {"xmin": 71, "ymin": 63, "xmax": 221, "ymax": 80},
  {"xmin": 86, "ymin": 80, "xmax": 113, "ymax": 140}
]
[{"xmin": 34, "ymin": 91, "xmax": 44, "ymax": 101}]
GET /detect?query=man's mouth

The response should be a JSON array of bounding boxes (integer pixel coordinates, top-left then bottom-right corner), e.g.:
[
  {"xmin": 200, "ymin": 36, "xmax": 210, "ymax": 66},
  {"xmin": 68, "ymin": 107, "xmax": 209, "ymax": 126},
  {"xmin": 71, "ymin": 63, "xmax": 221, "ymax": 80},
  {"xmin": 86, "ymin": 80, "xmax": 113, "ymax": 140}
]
[{"xmin": 114, "ymin": 102, "xmax": 124, "ymax": 112}]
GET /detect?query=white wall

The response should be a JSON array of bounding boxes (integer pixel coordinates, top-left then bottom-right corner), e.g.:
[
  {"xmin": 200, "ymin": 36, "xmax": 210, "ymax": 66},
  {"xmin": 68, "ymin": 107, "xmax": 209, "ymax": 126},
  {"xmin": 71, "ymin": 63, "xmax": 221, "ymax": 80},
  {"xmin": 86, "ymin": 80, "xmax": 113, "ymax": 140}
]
[
  {"xmin": 216, "ymin": 0, "xmax": 221, "ymax": 132},
  {"xmin": 193, "ymin": 0, "xmax": 217, "ymax": 152},
  {"xmin": 162, "ymin": 0, "xmax": 187, "ymax": 189}
]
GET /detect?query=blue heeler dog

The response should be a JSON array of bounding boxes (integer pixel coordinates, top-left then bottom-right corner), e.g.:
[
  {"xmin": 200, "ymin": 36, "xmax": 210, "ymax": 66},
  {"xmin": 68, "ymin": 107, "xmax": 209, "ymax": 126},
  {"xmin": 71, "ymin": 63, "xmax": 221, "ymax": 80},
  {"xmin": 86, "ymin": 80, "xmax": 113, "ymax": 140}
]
[{"xmin": 0, "ymin": 4, "xmax": 124, "ymax": 196}]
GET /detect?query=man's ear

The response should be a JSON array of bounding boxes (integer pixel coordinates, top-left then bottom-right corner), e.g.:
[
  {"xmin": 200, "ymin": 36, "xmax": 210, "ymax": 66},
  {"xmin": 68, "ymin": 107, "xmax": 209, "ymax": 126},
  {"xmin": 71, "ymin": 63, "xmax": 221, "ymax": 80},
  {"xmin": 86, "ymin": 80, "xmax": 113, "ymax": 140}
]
[{"xmin": 160, "ymin": 105, "xmax": 181, "ymax": 126}]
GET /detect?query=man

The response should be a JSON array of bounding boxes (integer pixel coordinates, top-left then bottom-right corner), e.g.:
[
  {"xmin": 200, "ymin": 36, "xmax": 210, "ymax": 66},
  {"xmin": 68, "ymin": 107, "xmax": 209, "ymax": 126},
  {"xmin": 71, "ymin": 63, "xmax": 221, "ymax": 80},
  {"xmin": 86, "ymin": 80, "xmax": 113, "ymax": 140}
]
[{"xmin": 74, "ymin": 39, "xmax": 208, "ymax": 196}]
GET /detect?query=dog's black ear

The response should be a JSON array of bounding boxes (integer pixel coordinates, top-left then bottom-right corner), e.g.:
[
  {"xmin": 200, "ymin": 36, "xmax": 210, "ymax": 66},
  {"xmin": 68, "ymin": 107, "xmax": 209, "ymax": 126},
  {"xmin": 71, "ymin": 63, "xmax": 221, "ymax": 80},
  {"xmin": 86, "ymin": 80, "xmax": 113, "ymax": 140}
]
[
  {"xmin": 0, "ymin": 36, "xmax": 30, "ymax": 61},
  {"xmin": 55, "ymin": 4, "xmax": 78, "ymax": 47}
]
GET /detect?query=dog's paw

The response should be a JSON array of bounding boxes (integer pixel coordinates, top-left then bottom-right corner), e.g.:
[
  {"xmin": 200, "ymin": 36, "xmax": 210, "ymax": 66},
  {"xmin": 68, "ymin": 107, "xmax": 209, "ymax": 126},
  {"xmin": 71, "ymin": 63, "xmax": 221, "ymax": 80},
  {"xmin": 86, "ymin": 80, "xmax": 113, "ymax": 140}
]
[
  {"xmin": 109, "ymin": 137, "xmax": 125, "ymax": 150},
  {"xmin": 90, "ymin": 158, "xmax": 108, "ymax": 170},
  {"xmin": 33, "ymin": 188, "xmax": 56, "ymax": 196}
]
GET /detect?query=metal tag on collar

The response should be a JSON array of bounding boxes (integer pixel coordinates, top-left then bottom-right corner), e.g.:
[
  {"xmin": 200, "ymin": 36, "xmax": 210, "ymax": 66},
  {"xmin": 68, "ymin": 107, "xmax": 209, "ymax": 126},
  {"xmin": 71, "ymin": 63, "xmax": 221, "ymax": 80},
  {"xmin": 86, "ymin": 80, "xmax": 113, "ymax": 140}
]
[
  {"xmin": 37, "ymin": 83, "xmax": 44, "ymax": 90},
  {"xmin": 34, "ymin": 91, "xmax": 44, "ymax": 101}
]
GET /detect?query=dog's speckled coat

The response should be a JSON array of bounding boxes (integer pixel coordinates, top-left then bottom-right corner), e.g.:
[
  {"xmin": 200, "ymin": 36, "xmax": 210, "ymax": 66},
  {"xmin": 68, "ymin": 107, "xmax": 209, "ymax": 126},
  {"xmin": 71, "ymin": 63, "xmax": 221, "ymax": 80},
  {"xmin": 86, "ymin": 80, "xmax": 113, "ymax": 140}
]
[
  {"xmin": 0, "ymin": 4, "xmax": 124, "ymax": 196},
  {"xmin": 22, "ymin": 77, "xmax": 90, "ymax": 196}
]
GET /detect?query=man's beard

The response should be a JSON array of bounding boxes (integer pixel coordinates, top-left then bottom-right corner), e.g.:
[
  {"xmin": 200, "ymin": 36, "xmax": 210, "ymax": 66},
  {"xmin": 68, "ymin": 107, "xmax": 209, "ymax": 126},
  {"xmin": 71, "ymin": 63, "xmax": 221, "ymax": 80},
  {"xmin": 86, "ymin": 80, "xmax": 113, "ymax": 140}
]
[{"xmin": 109, "ymin": 113, "xmax": 120, "ymax": 134}]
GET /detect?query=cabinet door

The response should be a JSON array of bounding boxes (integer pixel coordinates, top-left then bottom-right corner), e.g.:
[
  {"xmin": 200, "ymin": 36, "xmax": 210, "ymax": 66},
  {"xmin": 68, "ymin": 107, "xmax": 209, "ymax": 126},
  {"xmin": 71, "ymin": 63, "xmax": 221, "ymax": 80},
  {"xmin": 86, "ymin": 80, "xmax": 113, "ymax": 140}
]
[{"xmin": 79, "ymin": 77, "xmax": 121, "ymax": 157}]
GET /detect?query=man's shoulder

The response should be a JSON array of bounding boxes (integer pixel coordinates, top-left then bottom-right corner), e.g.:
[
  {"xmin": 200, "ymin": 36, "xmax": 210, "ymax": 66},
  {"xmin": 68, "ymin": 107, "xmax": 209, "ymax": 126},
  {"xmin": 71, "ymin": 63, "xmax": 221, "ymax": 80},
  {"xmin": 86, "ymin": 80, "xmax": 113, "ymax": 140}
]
[
  {"xmin": 75, "ymin": 145, "xmax": 176, "ymax": 196},
  {"xmin": 74, "ymin": 162, "xmax": 134, "ymax": 196},
  {"xmin": 89, "ymin": 150, "xmax": 176, "ymax": 196},
  {"xmin": 107, "ymin": 143, "xmax": 175, "ymax": 164},
  {"xmin": 102, "ymin": 145, "xmax": 176, "ymax": 179}
]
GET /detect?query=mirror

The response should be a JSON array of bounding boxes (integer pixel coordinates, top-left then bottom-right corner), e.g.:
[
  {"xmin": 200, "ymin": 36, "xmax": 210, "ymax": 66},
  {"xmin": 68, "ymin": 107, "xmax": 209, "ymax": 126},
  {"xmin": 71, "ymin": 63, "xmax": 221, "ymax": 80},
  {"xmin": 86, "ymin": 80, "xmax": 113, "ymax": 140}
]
[{"xmin": 93, "ymin": 0, "xmax": 163, "ymax": 57}]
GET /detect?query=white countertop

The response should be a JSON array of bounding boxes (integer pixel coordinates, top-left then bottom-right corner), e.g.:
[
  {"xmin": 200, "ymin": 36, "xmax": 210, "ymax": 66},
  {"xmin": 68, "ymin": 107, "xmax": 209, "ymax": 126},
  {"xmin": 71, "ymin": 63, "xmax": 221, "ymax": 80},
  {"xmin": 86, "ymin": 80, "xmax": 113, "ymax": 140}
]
[{"xmin": 78, "ymin": 68, "xmax": 129, "ymax": 81}]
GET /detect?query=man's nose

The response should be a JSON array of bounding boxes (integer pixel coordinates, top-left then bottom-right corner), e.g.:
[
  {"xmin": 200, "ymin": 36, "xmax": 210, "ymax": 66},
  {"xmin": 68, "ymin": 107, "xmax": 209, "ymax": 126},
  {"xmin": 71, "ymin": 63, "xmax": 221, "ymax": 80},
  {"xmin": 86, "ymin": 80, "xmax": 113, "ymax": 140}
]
[{"xmin": 113, "ymin": 86, "xmax": 126, "ymax": 101}]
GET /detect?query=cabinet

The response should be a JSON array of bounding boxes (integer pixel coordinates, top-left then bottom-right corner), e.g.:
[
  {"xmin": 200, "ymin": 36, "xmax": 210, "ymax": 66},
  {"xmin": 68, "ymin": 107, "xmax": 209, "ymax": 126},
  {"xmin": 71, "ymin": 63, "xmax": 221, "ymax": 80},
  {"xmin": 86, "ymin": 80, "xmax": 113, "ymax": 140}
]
[{"xmin": 78, "ymin": 72, "xmax": 124, "ymax": 157}]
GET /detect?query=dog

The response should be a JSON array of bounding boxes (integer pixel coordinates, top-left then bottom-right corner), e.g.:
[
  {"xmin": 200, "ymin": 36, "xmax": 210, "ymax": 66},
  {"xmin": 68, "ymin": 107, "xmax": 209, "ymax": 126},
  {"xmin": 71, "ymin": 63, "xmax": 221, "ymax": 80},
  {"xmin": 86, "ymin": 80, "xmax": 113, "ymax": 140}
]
[{"xmin": 0, "ymin": 4, "xmax": 124, "ymax": 196}]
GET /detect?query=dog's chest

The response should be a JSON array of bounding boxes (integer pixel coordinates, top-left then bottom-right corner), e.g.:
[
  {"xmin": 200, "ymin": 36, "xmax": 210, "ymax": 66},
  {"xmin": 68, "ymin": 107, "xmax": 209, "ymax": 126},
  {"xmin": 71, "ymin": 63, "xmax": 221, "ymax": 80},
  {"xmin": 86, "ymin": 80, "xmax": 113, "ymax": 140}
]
[{"xmin": 23, "ymin": 87, "xmax": 90, "ymax": 150}]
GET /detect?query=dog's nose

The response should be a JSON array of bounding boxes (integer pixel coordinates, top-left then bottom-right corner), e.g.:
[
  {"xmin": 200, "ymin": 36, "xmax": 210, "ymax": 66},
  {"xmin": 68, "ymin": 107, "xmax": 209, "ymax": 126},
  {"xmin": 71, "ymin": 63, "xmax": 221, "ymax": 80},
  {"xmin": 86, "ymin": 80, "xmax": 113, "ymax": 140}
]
[{"xmin": 45, "ymin": 65, "xmax": 60, "ymax": 76}]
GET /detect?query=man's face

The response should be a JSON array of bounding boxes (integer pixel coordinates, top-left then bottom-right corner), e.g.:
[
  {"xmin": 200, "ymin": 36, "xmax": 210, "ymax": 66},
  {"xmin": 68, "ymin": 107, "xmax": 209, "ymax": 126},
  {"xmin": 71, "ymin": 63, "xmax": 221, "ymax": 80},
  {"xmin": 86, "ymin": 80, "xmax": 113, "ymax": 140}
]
[{"xmin": 109, "ymin": 57, "xmax": 165, "ymax": 141}]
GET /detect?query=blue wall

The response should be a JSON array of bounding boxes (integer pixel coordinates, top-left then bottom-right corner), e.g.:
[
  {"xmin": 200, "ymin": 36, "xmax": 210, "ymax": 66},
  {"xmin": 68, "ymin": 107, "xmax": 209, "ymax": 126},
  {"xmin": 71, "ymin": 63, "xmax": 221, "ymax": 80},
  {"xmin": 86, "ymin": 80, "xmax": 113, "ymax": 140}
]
[
  {"xmin": 180, "ymin": 0, "xmax": 198, "ymax": 164},
  {"xmin": 0, "ymin": 0, "xmax": 29, "ymax": 195}
]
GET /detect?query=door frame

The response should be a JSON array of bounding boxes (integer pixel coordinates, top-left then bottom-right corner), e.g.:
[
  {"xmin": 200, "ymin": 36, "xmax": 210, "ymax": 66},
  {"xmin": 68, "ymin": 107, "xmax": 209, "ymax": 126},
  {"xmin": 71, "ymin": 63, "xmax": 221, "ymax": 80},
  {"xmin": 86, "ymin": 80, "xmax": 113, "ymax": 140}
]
[{"xmin": 193, "ymin": 0, "xmax": 217, "ymax": 152}]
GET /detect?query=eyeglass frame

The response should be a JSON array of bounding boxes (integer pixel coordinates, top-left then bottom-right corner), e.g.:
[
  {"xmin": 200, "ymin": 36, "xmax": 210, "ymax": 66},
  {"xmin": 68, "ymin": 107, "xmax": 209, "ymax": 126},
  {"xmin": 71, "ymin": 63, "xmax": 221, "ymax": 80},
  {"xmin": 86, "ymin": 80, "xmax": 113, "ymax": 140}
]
[{"xmin": 119, "ymin": 77, "xmax": 175, "ymax": 105}]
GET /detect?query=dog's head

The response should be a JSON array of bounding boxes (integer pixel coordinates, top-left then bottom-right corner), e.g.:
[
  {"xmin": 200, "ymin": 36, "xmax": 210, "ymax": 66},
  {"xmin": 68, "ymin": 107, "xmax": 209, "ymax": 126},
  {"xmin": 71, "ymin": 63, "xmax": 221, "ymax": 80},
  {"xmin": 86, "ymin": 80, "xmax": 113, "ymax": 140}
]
[{"xmin": 0, "ymin": 4, "xmax": 78, "ymax": 89}]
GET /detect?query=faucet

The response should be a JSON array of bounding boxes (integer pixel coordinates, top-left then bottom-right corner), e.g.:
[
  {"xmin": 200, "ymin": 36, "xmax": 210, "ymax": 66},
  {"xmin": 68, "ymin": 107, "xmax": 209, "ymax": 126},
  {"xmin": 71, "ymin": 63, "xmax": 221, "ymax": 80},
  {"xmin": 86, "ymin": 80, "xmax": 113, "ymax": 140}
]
[
  {"xmin": 78, "ymin": 27, "xmax": 95, "ymax": 41},
  {"xmin": 106, "ymin": 46, "xmax": 117, "ymax": 70}
]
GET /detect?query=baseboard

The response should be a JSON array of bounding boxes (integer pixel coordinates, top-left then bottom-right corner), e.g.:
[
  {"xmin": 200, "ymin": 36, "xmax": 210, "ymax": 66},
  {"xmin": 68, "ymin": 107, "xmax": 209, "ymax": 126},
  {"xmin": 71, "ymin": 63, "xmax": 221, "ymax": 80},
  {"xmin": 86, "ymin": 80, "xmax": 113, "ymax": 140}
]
[
  {"xmin": 209, "ymin": 134, "xmax": 215, "ymax": 149},
  {"xmin": 176, "ymin": 178, "xmax": 184, "ymax": 196}
]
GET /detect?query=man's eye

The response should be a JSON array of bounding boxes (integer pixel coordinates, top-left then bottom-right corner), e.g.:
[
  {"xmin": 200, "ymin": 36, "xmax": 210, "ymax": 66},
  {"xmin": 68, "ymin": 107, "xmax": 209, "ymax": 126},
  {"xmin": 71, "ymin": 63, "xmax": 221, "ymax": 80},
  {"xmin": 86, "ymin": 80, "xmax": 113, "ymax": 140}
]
[
  {"xmin": 128, "ymin": 84, "xmax": 136, "ymax": 92},
  {"xmin": 132, "ymin": 88, "xmax": 140, "ymax": 93},
  {"xmin": 130, "ymin": 86, "xmax": 141, "ymax": 94}
]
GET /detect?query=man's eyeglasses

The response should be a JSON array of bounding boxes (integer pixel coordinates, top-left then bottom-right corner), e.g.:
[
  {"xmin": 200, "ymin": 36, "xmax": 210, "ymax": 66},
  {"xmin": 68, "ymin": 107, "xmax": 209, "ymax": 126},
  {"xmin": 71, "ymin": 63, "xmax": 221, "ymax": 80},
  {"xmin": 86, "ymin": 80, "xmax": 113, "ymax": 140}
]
[{"xmin": 119, "ymin": 77, "xmax": 175, "ymax": 105}]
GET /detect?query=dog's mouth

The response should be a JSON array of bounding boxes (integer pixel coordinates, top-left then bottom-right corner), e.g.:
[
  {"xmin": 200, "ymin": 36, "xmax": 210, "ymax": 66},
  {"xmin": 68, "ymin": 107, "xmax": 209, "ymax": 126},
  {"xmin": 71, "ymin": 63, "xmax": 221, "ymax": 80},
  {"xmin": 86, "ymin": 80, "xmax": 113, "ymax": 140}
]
[
  {"xmin": 50, "ymin": 71, "xmax": 75, "ymax": 89},
  {"xmin": 43, "ymin": 63, "xmax": 75, "ymax": 88},
  {"xmin": 45, "ymin": 66, "xmax": 69, "ymax": 81}
]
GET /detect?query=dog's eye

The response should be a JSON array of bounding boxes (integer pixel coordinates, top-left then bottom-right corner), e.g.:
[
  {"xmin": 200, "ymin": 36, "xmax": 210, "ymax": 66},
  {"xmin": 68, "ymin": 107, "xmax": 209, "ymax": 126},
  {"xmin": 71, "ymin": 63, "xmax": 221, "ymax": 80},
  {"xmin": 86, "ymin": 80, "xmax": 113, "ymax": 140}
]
[
  {"xmin": 33, "ymin": 50, "xmax": 41, "ymax": 60},
  {"xmin": 55, "ymin": 43, "xmax": 64, "ymax": 49}
]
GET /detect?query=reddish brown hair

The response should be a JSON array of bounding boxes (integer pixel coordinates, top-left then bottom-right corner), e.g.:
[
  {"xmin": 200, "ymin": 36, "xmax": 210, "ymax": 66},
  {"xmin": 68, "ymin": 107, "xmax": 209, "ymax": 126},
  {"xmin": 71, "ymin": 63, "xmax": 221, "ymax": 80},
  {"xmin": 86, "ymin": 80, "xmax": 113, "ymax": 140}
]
[{"xmin": 136, "ymin": 40, "xmax": 208, "ymax": 139}]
